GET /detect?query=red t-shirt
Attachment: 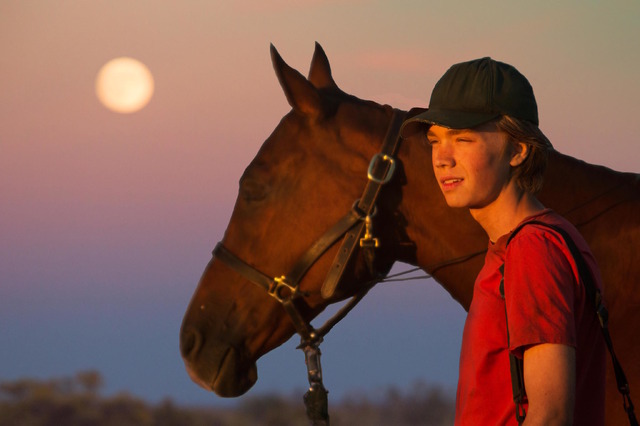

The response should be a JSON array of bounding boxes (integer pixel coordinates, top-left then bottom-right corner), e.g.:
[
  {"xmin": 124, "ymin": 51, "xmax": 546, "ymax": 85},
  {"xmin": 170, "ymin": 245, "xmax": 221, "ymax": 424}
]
[{"xmin": 455, "ymin": 209, "xmax": 606, "ymax": 425}]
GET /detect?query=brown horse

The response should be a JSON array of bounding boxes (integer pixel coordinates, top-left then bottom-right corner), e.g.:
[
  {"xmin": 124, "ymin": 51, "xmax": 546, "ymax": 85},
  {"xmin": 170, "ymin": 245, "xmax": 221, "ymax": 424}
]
[{"xmin": 180, "ymin": 43, "xmax": 640, "ymax": 424}]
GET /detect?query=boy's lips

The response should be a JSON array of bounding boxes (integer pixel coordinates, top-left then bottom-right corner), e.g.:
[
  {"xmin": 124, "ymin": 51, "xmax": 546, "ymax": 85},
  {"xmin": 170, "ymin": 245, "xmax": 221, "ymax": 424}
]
[{"xmin": 440, "ymin": 176, "xmax": 464, "ymax": 190}]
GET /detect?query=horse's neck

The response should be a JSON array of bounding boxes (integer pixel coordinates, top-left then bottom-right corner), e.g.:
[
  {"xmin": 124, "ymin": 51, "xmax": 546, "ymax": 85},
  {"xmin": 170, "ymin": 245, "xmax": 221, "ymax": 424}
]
[
  {"xmin": 540, "ymin": 151, "xmax": 639, "ymax": 222},
  {"xmin": 542, "ymin": 152, "xmax": 640, "ymax": 310}
]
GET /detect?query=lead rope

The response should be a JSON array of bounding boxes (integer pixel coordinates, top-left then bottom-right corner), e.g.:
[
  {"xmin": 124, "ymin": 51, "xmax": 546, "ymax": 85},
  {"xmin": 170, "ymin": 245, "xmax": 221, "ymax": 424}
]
[
  {"xmin": 299, "ymin": 266, "xmax": 437, "ymax": 425},
  {"xmin": 298, "ymin": 268, "xmax": 427, "ymax": 425},
  {"xmin": 302, "ymin": 342, "xmax": 330, "ymax": 425}
]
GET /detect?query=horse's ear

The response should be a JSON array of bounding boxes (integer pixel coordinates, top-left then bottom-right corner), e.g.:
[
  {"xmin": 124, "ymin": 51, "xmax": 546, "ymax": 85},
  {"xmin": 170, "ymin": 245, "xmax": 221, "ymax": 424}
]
[
  {"xmin": 308, "ymin": 42, "xmax": 338, "ymax": 90},
  {"xmin": 270, "ymin": 44, "xmax": 321, "ymax": 118}
]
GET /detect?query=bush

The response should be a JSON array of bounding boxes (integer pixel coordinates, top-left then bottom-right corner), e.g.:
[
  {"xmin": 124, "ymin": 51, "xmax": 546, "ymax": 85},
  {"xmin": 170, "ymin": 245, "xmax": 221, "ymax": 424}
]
[{"xmin": 0, "ymin": 373, "xmax": 454, "ymax": 425}]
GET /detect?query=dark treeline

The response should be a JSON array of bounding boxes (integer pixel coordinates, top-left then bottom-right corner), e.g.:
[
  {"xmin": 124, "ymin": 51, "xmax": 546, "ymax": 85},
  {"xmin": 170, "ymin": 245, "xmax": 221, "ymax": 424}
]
[{"xmin": 0, "ymin": 371, "xmax": 454, "ymax": 426}]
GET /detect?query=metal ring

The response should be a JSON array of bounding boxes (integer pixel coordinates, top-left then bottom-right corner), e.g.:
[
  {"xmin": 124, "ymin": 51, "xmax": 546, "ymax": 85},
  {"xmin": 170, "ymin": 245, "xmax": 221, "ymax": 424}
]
[
  {"xmin": 351, "ymin": 199, "xmax": 377, "ymax": 218},
  {"xmin": 269, "ymin": 276, "xmax": 299, "ymax": 303}
]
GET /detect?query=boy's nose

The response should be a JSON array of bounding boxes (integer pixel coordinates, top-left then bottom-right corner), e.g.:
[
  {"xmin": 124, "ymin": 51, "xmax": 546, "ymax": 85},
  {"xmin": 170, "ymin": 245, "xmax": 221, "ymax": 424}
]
[{"xmin": 433, "ymin": 144, "xmax": 455, "ymax": 168}]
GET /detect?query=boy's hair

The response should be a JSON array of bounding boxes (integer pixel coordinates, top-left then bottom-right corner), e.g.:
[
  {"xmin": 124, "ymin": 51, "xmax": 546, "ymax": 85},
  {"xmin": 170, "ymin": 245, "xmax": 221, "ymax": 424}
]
[{"xmin": 496, "ymin": 115, "xmax": 553, "ymax": 194}]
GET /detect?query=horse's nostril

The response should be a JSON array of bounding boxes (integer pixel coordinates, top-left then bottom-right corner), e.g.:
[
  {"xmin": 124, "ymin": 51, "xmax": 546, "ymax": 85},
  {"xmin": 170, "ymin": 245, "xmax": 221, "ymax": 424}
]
[{"xmin": 180, "ymin": 328, "xmax": 202, "ymax": 359}]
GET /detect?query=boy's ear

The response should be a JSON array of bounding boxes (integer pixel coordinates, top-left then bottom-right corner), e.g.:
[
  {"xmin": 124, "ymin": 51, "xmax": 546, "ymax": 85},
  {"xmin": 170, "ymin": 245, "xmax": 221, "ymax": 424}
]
[{"xmin": 510, "ymin": 142, "xmax": 530, "ymax": 167}]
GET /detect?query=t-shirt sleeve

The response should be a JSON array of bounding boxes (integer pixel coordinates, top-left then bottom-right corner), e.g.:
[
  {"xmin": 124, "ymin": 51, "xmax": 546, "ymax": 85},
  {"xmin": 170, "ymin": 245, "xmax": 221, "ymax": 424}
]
[{"xmin": 503, "ymin": 227, "xmax": 578, "ymax": 357}]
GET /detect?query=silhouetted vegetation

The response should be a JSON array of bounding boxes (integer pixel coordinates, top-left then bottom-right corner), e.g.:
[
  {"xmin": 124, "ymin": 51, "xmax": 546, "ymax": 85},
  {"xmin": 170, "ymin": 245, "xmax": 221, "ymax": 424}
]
[{"xmin": 0, "ymin": 371, "xmax": 454, "ymax": 425}]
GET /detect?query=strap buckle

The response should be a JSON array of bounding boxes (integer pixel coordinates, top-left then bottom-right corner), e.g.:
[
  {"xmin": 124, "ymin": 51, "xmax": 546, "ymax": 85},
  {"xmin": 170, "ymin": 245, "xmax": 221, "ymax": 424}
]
[
  {"xmin": 367, "ymin": 153, "xmax": 396, "ymax": 184},
  {"xmin": 269, "ymin": 276, "xmax": 300, "ymax": 303}
]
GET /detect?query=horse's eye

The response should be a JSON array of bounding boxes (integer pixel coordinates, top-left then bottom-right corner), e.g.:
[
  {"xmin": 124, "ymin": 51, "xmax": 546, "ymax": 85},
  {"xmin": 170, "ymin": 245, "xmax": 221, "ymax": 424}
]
[{"xmin": 240, "ymin": 179, "xmax": 268, "ymax": 202}]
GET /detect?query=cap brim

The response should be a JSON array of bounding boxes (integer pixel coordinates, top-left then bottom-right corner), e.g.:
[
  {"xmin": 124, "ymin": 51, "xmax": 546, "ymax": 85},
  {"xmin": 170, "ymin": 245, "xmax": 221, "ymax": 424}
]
[{"xmin": 400, "ymin": 109, "xmax": 500, "ymax": 138}]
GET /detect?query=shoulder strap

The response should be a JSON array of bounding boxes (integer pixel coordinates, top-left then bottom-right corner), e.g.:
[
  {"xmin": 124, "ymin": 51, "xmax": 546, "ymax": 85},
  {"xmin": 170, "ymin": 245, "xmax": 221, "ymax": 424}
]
[
  {"xmin": 501, "ymin": 220, "xmax": 638, "ymax": 426},
  {"xmin": 499, "ymin": 264, "xmax": 527, "ymax": 425}
]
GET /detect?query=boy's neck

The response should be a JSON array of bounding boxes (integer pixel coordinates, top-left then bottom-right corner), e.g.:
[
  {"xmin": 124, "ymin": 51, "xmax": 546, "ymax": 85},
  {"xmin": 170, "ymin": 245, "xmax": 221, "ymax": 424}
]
[{"xmin": 470, "ymin": 189, "xmax": 546, "ymax": 242}]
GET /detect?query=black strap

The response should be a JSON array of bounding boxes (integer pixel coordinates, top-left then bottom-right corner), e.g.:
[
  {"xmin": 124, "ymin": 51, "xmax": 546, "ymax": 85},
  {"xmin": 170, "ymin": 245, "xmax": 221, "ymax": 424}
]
[
  {"xmin": 499, "ymin": 264, "xmax": 527, "ymax": 425},
  {"xmin": 288, "ymin": 206, "xmax": 364, "ymax": 287},
  {"xmin": 213, "ymin": 243, "xmax": 317, "ymax": 341},
  {"xmin": 303, "ymin": 344, "xmax": 330, "ymax": 425},
  {"xmin": 321, "ymin": 110, "xmax": 405, "ymax": 299},
  {"xmin": 500, "ymin": 221, "xmax": 638, "ymax": 425}
]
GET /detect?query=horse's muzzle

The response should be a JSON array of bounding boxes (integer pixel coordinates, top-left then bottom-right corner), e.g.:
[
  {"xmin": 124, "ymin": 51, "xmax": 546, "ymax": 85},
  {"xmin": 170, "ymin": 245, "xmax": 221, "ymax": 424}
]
[{"xmin": 180, "ymin": 326, "xmax": 258, "ymax": 397}]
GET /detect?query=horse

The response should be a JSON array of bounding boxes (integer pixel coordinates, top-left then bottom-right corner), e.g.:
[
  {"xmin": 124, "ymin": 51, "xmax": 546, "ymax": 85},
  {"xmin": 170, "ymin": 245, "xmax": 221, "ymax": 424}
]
[{"xmin": 180, "ymin": 43, "xmax": 640, "ymax": 425}]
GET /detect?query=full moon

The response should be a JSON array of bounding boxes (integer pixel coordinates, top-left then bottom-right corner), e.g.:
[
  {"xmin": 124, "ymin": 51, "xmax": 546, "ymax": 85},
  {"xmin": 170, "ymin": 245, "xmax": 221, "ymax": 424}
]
[{"xmin": 95, "ymin": 57, "xmax": 154, "ymax": 113}]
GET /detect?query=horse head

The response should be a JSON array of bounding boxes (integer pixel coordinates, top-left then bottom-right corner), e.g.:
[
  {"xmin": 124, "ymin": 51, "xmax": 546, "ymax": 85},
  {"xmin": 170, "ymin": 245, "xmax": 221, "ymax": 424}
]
[{"xmin": 180, "ymin": 43, "xmax": 414, "ymax": 397}]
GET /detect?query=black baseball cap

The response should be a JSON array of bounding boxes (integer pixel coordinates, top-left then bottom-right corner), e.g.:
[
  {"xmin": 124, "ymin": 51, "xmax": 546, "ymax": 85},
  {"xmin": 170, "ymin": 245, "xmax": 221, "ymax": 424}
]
[{"xmin": 401, "ymin": 57, "xmax": 539, "ymax": 137}]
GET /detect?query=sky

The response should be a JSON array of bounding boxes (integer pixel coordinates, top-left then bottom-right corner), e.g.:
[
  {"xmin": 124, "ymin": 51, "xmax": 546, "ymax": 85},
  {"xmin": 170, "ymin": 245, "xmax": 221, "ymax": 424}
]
[{"xmin": 1, "ymin": 0, "xmax": 639, "ymax": 407}]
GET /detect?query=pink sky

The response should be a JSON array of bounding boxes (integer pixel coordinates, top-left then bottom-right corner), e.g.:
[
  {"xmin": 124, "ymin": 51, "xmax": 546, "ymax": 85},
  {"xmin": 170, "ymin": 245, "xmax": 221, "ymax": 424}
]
[{"xmin": 1, "ymin": 0, "xmax": 638, "ymax": 404}]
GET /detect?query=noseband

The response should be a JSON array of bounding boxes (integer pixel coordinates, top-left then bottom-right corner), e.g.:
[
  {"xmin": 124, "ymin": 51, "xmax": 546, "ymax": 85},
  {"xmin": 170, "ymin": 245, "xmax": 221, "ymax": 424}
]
[{"xmin": 212, "ymin": 109, "xmax": 405, "ymax": 424}]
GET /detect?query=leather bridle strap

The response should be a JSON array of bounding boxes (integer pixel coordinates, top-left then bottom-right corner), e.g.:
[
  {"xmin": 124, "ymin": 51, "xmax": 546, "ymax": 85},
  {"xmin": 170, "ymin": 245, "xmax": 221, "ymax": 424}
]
[
  {"xmin": 213, "ymin": 243, "xmax": 317, "ymax": 341},
  {"xmin": 321, "ymin": 109, "xmax": 405, "ymax": 298},
  {"xmin": 286, "ymin": 205, "xmax": 364, "ymax": 291},
  {"xmin": 212, "ymin": 196, "xmax": 375, "ymax": 342}
]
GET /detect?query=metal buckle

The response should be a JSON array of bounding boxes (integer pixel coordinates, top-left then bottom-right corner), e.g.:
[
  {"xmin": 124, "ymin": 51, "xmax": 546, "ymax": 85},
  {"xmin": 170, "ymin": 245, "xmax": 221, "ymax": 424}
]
[
  {"xmin": 269, "ymin": 275, "xmax": 299, "ymax": 303},
  {"xmin": 367, "ymin": 153, "xmax": 396, "ymax": 184}
]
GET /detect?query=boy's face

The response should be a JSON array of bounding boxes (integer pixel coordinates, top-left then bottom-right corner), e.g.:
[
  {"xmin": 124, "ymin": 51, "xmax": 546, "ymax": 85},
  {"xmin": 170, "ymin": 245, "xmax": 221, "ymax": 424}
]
[{"xmin": 427, "ymin": 123, "xmax": 515, "ymax": 211}]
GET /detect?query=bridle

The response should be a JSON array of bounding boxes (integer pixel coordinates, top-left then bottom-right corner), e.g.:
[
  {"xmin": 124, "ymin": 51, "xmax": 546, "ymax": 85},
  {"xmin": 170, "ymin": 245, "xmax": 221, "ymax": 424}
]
[
  {"xmin": 213, "ymin": 109, "xmax": 406, "ymax": 424},
  {"xmin": 214, "ymin": 109, "xmax": 405, "ymax": 336}
]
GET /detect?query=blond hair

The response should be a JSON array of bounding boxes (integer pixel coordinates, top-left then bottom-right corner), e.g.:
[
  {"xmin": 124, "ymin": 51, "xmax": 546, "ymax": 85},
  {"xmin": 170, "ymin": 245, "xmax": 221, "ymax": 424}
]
[{"xmin": 496, "ymin": 115, "xmax": 553, "ymax": 193}]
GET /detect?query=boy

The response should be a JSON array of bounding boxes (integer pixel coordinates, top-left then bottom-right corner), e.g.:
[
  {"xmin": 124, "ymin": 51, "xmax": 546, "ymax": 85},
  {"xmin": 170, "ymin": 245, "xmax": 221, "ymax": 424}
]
[{"xmin": 401, "ymin": 58, "xmax": 605, "ymax": 425}]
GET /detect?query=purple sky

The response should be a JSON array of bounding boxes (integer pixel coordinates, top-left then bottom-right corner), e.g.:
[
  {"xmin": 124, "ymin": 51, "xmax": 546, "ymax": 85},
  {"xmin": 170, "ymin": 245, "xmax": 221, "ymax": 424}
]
[{"xmin": 1, "ymin": 1, "xmax": 639, "ymax": 406}]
